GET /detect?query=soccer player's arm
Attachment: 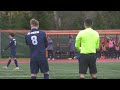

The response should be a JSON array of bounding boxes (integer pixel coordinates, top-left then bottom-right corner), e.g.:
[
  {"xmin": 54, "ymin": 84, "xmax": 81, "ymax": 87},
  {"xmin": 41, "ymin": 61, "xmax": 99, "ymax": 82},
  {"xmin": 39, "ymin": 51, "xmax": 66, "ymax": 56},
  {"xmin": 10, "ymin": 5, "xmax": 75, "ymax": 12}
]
[
  {"xmin": 3, "ymin": 40, "xmax": 14, "ymax": 51},
  {"xmin": 75, "ymin": 32, "xmax": 81, "ymax": 52},
  {"xmin": 44, "ymin": 32, "xmax": 48, "ymax": 48}
]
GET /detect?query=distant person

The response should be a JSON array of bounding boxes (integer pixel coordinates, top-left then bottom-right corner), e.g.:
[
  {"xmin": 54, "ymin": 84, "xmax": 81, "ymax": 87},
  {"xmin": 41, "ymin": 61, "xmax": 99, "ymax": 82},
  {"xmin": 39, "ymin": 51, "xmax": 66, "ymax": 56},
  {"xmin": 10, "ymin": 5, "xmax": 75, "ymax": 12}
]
[
  {"xmin": 55, "ymin": 44, "xmax": 61, "ymax": 59},
  {"xmin": 25, "ymin": 19, "xmax": 49, "ymax": 79},
  {"xmin": 101, "ymin": 42, "xmax": 108, "ymax": 59},
  {"xmin": 47, "ymin": 36, "xmax": 55, "ymax": 60},
  {"xmin": 2, "ymin": 33, "xmax": 19, "ymax": 70},
  {"xmin": 68, "ymin": 36, "xmax": 76, "ymax": 59},
  {"xmin": 96, "ymin": 47, "xmax": 101, "ymax": 59},
  {"xmin": 107, "ymin": 37, "xmax": 116, "ymax": 59},
  {"xmin": 75, "ymin": 18, "xmax": 100, "ymax": 79},
  {"xmin": 115, "ymin": 43, "xmax": 120, "ymax": 59}
]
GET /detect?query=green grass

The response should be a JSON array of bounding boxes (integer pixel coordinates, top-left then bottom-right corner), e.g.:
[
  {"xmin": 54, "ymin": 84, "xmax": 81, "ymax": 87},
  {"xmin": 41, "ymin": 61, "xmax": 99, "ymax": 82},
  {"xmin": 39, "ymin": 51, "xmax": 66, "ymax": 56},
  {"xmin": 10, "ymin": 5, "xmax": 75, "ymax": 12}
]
[{"xmin": 0, "ymin": 62, "xmax": 120, "ymax": 79}]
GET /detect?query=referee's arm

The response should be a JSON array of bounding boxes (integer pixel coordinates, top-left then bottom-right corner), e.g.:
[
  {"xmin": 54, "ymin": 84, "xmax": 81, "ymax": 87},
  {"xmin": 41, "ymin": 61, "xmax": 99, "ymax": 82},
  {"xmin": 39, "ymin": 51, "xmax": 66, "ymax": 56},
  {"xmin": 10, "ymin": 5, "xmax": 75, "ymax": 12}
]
[{"xmin": 75, "ymin": 32, "xmax": 81, "ymax": 52}]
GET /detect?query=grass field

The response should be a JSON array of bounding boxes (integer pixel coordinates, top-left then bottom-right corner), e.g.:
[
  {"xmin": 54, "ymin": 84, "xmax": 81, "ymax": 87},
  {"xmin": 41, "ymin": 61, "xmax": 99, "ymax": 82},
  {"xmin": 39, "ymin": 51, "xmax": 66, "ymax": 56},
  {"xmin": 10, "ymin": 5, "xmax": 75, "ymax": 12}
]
[{"xmin": 0, "ymin": 61, "xmax": 120, "ymax": 79}]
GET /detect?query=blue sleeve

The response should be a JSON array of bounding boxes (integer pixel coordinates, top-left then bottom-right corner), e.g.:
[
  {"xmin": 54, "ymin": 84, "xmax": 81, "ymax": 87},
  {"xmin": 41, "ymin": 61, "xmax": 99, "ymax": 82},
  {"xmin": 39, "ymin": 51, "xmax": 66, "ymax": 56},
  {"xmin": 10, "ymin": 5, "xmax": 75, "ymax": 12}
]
[
  {"xmin": 4, "ymin": 40, "xmax": 14, "ymax": 50},
  {"xmin": 44, "ymin": 32, "xmax": 48, "ymax": 48}
]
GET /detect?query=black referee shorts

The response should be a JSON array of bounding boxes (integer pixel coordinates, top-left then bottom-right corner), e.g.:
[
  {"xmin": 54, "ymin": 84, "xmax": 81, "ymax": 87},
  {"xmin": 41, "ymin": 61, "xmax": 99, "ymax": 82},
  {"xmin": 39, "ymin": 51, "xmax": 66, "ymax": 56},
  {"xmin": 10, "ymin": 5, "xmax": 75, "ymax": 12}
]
[{"xmin": 79, "ymin": 53, "xmax": 97, "ymax": 74}]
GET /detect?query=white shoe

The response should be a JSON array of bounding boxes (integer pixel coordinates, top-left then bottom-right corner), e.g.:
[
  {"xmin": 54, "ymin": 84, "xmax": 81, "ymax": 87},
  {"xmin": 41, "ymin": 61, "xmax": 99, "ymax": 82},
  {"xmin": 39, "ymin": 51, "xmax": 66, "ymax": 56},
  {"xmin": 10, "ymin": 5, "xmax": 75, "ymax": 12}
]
[
  {"xmin": 52, "ymin": 58, "xmax": 55, "ymax": 60},
  {"xmin": 68, "ymin": 58, "xmax": 72, "ymax": 60},
  {"xmin": 97, "ymin": 58, "xmax": 99, "ymax": 60},
  {"xmin": 13, "ymin": 67, "xmax": 19, "ymax": 70},
  {"xmin": 74, "ymin": 57, "xmax": 76, "ymax": 59},
  {"xmin": 48, "ymin": 58, "xmax": 50, "ymax": 60},
  {"xmin": 3, "ymin": 66, "xmax": 8, "ymax": 69}
]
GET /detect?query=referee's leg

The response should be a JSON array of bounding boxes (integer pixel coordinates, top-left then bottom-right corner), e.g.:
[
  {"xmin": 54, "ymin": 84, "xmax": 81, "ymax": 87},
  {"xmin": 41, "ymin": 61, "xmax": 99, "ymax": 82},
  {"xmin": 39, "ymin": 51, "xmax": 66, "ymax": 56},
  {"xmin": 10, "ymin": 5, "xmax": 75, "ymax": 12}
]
[
  {"xmin": 79, "ymin": 54, "xmax": 88, "ymax": 79},
  {"xmin": 89, "ymin": 54, "xmax": 97, "ymax": 79}
]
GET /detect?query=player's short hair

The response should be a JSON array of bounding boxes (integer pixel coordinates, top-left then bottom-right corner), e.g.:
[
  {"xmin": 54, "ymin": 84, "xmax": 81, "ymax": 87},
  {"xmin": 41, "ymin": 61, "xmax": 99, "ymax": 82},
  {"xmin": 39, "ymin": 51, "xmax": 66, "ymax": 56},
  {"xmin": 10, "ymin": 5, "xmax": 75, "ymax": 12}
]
[
  {"xmin": 30, "ymin": 18, "xmax": 39, "ymax": 27},
  {"xmin": 9, "ymin": 33, "xmax": 14, "ymax": 37},
  {"xmin": 84, "ymin": 18, "xmax": 93, "ymax": 27}
]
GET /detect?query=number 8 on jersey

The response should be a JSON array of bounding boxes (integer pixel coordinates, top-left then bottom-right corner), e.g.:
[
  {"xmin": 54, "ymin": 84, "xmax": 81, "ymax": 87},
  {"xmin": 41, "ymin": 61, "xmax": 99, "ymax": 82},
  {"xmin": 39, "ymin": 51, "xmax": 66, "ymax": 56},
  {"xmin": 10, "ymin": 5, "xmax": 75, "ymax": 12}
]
[{"xmin": 31, "ymin": 36, "xmax": 38, "ymax": 45}]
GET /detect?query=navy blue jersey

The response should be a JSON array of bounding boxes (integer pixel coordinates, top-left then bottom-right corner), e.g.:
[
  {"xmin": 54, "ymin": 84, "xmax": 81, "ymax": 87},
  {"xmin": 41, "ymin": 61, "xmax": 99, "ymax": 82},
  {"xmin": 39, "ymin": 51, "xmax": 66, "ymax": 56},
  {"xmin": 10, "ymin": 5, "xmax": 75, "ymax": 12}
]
[
  {"xmin": 25, "ymin": 29, "xmax": 48, "ymax": 59},
  {"xmin": 4, "ymin": 38, "xmax": 16, "ymax": 52}
]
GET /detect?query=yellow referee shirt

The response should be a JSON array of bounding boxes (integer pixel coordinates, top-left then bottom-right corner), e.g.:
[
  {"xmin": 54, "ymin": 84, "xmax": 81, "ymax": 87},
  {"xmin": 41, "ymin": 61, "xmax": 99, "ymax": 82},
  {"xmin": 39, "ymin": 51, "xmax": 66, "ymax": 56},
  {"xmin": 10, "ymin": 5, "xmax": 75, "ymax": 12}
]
[{"xmin": 75, "ymin": 28, "xmax": 100, "ymax": 54}]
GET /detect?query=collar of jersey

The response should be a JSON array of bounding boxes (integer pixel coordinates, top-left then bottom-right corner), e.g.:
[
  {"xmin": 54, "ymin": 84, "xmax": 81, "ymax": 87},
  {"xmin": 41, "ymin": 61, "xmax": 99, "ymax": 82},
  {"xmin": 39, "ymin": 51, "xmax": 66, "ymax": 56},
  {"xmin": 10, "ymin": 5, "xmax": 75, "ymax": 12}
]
[{"xmin": 31, "ymin": 29, "xmax": 39, "ymax": 31}]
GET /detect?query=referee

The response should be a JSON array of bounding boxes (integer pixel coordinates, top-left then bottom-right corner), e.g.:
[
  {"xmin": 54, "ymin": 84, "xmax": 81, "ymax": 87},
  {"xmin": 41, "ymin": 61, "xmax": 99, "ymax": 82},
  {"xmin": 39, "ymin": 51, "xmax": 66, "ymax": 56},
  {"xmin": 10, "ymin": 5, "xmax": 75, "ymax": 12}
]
[{"xmin": 75, "ymin": 18, "xmax": 100, "ymax": 79}]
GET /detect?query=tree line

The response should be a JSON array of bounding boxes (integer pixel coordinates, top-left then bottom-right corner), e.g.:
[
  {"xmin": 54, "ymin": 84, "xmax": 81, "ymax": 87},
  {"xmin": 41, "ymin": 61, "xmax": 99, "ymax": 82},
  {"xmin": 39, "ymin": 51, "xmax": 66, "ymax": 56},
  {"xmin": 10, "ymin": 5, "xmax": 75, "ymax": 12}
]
[{"xmin": 0, "ymin": 11, "xmax": 120, "ymax": 30}]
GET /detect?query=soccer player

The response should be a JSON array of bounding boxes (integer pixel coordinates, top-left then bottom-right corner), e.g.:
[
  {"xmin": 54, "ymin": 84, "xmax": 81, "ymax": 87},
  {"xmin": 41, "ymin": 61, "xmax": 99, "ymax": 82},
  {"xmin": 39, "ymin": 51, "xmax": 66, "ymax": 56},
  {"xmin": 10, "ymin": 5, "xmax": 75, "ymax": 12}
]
[
  {"xmin": 47, "ymin": 36, "xmax": 55, "ymax": 60},
  {"xmin": 115, "ymin": 43, "xmax": 120, "ymax": 59},
  {"xmin": 68, "ymin": 36, "xmax": 76, "ymax": 59},
  {"xmin": 75, "ymin": 18, "xmax": 100, "ymax": 79},
  {"xmin": 2, "ymin": 33, "xmax": 19, "ymax": 70},
  {"xmin": 107, "ymin": 37, "xmax": 116, "ymax": 59},
  {"xmin": 101, "ymin": 42, "xmax": 108, "ymax": 59},
  {"xmin": 25, "ymin": 19, "xmax": 49, "ymax": 79}
]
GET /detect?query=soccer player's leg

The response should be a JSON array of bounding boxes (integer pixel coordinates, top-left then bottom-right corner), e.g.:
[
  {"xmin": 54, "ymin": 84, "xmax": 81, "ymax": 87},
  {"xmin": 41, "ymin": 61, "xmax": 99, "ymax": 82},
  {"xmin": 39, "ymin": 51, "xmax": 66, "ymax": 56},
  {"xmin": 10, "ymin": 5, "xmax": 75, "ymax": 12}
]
[
  {"xmin": 13, "ymin": 54, "xmax": 19, "ymax": 70},
  {"xmin": 106, "ymin": 51, "xmax": 109, "ymax": 59},
  {"xmin": 119, "ymin": 51, "xmax": 120, "ymax": 59},
  {"xmin": 68, "ymin": 52, "xmax": 72, "ymax": 59},
  {"xmin": 51, "ymin": 50, "xmax": 55, "ymax": 60},
  {"xmin": 79, "ymin": 54, "xmax": 88, "ymax": 79},
  {"xmin": 30, "ymin": 60, "xmax": 39, "ymax": 79},
  {"xmin": 48, "ymin": 50, "xmax": 50, "ymax": 60},
  {"xmin": 116, "ymin": 50, "xmax": 119, "ymax": 59},
  {"xmin": 71, "ymin": 52, "xmax": 74, "ymax": 59},
  {"xmin": 3, "ymin": 55, "xmax": 12, "ymax": 69},
  {"xmin": 73, "ymin": 52, "xmax": 76, "ymax": 59},
  {"xmin": 114, "ymin": 50, "xmax": 117, "ymax": 59},
  {"xmin": 89, "ymin": 54, "xmax": 97, "ymax": 79},
  {"xmin": 39, "ymin": 59, "xmax": 49, "ymax": 79}
]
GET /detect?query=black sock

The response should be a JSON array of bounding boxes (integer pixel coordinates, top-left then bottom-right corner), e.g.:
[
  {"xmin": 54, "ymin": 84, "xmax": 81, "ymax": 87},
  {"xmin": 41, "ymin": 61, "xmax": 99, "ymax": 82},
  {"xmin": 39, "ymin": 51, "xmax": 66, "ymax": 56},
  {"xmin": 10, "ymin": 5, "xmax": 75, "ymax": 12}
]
[
  {"xmin": 31, "ymin": 76, "xmax": 36, "ymax": 79},
  {"xmin": 44, "ymin": 74, "xmax": 49, "ymax": 79},
  {"xmin": 7, "ymin": 60, "xmax": 11, "ymax": 67},
  {"xmin": 14, "ymin": 59, "xmax": 18, "ymax": 67}
]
